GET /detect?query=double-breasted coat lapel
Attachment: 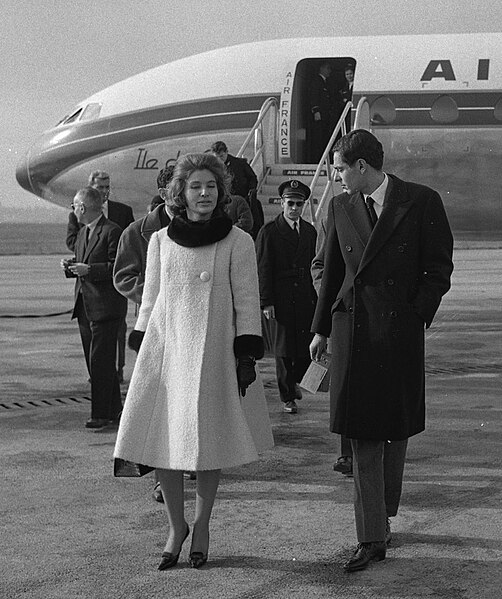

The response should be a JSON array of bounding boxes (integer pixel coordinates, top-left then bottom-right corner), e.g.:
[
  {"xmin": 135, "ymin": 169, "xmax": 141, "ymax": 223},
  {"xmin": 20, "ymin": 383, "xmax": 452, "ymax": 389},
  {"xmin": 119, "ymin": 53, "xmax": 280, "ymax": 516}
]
[
  {"xmin": 343, "ymin": 192, "xmax": 373, "ymax": 247},
  {"xmin": 342, "ymin": 178, "xmax": 415, "ymax": 274},
  {"xmin": 358, "ymin": 178, "xmax": 414, "ymax": 274},
  {"xmin": 276, "ymin": 213, "xmax": 300, "ymax": 248}
]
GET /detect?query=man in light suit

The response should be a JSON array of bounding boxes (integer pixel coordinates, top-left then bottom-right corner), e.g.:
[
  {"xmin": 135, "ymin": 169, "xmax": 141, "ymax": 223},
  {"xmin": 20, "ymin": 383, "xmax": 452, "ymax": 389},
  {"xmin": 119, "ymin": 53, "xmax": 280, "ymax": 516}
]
[
  {"xmin": 64, "ymin": 186, "xmax": 128, "ymax": 429},
  {"xmin": 66, "ymin": 170, "xmax": 134, "ymax": 383},
  {"xmin": 310, "ymin": 130, "xmax": 453, "ymax": 572}
]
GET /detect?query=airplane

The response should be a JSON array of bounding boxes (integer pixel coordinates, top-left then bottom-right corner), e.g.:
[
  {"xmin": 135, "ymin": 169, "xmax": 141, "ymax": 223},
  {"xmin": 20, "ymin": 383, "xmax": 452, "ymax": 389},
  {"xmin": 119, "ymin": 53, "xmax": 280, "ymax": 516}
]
[{"xmin": 16, "ymin": 33, "xmax": 502, "ymax": 238}]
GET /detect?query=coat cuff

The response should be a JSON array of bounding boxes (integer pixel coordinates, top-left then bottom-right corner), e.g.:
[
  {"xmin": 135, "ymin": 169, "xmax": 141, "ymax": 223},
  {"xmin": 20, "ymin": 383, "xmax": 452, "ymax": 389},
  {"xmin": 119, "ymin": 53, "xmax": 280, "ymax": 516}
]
[{"xmin": 234, "ymin": 335, "xmax": 264, "ymax": 360}]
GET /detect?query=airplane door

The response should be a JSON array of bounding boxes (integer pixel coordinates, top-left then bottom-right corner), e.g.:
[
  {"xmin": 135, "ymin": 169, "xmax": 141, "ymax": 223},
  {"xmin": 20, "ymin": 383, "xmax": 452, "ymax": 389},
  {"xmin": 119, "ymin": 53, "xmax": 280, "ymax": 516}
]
[{"xmin": 289, "ymin": 57, "xmax": 356, "ymax": 163}]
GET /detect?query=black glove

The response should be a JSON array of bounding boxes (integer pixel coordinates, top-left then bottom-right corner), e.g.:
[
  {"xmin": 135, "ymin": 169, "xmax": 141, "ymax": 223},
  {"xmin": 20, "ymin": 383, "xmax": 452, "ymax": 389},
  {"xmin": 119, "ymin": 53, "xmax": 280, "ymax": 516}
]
[
  {"xmin": 128, "ymin": 330, "xmax": 145, "ymax": 353},
  {"xmin": 236, "ymin": 356, "xmax": 256, "ymax": 397}
]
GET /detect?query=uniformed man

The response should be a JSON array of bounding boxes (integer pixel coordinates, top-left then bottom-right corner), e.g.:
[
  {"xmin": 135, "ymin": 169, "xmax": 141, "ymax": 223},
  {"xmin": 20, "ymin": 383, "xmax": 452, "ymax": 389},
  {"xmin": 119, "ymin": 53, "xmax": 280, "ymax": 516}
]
[{"xmin": 255, "ymin": 180, "xmax": 317, "ymax": 413}]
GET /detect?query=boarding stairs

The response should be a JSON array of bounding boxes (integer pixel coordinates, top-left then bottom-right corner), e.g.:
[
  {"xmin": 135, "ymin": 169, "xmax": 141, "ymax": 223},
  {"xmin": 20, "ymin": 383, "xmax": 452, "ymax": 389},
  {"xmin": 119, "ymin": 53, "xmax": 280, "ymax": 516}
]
[
  {"xmin": 257, "ymin": 164, "xmax": 335, "ymax": 222},
  {"xmin": 237, "ymin": 96, "xmax": 371, "ymax": 226}
]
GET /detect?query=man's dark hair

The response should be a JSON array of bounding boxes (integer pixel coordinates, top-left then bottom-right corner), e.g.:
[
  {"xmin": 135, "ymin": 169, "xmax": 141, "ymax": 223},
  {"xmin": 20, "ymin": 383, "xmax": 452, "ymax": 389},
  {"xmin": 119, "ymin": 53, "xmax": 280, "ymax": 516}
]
[
  {"xmin": 157, "ymin": 165, "xmax": 175, "ymax": 189},
  {"xmin": 211, "ymin": 141, "xmax": 228, "ymax": 154},
  {"xmin": 332, "ymin": 129, "xmax": 384, "ymax": 170}
]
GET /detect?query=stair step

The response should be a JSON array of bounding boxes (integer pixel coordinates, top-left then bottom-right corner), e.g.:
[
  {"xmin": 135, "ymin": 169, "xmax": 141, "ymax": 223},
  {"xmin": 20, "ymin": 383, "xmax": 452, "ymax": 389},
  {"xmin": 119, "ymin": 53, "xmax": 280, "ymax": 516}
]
[{"xmin": 263, "ymin": 174, "xmax": 327, "ymax": 186}]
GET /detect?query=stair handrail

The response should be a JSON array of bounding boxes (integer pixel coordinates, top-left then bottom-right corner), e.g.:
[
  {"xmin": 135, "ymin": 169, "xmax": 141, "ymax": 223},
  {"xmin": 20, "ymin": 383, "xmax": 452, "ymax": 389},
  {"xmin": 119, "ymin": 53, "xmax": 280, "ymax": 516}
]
[
  {"xmin": 236, "ymin": 97, "xmax": 279, "ymax": 192},
  {"xmin": 303, "ymin": 101, "xmax": 353, "ymax": 225},
  {"xmin": 310, "ymin": 96, "xmax": 368, "ymax": 225}
]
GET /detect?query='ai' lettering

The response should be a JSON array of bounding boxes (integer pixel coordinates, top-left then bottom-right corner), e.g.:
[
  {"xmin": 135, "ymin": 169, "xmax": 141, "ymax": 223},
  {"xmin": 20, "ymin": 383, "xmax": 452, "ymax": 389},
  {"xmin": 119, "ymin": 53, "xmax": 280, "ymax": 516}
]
[{"xmin": 420, "ymin": 60, "xmax": 456, "ymax": 81}]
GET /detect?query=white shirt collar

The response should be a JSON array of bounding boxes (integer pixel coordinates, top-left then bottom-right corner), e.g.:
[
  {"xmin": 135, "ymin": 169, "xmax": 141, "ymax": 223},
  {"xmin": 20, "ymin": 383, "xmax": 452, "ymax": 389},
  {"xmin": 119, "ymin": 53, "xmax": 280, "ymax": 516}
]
[
  {"xmin": 363, "ymin": 173, "xmax": 388, "ymax": 208},
  {"xmin": 284, "ymin": 215, "xmax": 300, "ymax": 230},
  {"xmin": 86, "ymin": 214, "xmax": 102, "ymax": 236}
]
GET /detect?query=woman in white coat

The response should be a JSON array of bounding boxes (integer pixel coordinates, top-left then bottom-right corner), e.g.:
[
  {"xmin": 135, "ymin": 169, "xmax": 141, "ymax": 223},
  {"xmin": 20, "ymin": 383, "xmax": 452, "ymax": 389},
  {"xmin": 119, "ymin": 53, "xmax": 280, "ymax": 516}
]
[{"xmin": 114, "ymin": 153, "xmax": 273, "ymax": 570}]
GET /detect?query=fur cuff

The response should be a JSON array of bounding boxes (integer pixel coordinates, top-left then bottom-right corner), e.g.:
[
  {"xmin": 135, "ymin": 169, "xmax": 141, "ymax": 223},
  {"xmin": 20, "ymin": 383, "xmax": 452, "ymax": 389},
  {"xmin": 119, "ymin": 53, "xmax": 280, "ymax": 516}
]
[{"xmin": 234, "ymin": 335, "xmax": 264, "ymax": 360}]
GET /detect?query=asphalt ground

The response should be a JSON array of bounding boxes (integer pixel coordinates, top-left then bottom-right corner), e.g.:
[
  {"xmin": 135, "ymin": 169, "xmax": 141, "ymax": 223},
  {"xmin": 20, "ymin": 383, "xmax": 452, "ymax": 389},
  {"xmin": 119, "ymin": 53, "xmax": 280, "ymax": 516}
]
[{"xmin": 0, "ymin": 250, "xmax": 501, "ymax": 599}]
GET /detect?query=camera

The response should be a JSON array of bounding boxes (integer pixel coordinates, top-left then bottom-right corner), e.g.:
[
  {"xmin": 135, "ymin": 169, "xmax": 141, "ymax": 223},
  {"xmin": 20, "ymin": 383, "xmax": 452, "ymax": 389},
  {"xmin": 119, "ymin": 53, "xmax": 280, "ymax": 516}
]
[{"xmin": 62, "ymin": 257, "xmax": 77, "ymax": 278}]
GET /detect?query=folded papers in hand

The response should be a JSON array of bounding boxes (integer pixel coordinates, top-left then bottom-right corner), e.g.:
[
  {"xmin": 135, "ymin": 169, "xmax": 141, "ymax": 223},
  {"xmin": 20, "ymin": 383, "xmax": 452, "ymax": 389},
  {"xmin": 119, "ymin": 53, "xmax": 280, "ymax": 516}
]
[{"xmin": 300, "ymin": 352, "xmax": 331, "ymax": 393}]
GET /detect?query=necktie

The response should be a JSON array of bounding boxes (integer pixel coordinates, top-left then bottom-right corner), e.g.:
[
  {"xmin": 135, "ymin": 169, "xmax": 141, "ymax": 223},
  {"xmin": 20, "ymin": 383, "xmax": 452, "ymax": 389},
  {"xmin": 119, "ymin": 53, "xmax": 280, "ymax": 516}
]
[
  {"xmin": 365, "ymin": 197, "xmax": 378, "ymax": 229},
  {"xmin": 293, "ymin": 221, "xmax": 299, "ymax": 236},
  {"xmin": 83, "ymin": 226, "xmax": 90, "ymax": 252}
]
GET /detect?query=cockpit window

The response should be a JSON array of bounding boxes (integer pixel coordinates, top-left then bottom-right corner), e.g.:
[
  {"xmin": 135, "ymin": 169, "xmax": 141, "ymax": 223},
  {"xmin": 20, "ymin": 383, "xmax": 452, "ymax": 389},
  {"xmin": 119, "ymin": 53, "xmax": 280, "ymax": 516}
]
[
  {"xmin": 81, "ymin": 103, "xmax": 102, "ymax": 122},
  {"xmin": 56, "ymin": 108, "xmax": 83, "ymax": 126},
  {"xmin": 56, "ymin": 102, "xmax": 101, "ymax": 127}
]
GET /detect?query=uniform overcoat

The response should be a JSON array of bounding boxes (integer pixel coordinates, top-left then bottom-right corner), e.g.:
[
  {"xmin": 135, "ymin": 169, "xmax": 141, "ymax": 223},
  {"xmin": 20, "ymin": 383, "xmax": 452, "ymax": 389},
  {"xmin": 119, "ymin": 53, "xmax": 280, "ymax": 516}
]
[
  {"xmin": 312, "ymin": 175, "xmax": 453, "ymax": 441},
  {"xmin": 256, "ymin": 214, "xmax": 317, "ymax": 357},
  {"xmin": 114, "ymin": 225, "xmax": 273, "ymax": 471}
]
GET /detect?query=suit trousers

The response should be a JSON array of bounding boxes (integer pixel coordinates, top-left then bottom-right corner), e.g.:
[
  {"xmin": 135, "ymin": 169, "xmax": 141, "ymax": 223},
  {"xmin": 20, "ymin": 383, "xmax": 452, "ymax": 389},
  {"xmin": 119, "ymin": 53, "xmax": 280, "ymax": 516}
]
[
  {"xmin": 117, "ymin": 316, "xmax": 127, "ymax": 371},
  {"xmin": 275, "ymin": 356, "xmax": 311, "ymax": 402},
  {"xmin": 75, "ymin": 296, "xmax": 123, "ymax": 420},
  {"xmin": 340, "ymin": 435, "xmax": 353, "ymax": 457},
  {"xmin": 351, "ymin": 438, "xmax": 408, "ymax": 543}
]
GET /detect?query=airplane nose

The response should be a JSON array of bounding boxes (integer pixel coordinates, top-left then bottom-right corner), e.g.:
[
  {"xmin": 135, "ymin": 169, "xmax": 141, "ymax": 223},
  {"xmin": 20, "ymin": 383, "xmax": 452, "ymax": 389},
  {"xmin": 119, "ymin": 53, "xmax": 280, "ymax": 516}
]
[{"xmin": 15, "ymin": 151, "xmax": 34, "ymax": 195}]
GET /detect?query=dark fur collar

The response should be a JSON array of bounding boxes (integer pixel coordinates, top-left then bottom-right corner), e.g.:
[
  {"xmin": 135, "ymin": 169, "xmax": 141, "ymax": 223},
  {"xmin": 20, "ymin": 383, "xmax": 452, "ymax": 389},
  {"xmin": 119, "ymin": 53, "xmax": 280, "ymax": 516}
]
[{"xmin": 168, "ymin": 212, "xmax": 233, "ymax": 247}]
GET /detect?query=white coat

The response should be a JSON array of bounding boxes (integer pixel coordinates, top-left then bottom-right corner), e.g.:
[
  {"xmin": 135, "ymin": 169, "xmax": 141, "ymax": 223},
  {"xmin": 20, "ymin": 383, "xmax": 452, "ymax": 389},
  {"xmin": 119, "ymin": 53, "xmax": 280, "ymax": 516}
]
[{"xmin": 114, "ymin": 225, "xmax": 273, "ymax": 470}]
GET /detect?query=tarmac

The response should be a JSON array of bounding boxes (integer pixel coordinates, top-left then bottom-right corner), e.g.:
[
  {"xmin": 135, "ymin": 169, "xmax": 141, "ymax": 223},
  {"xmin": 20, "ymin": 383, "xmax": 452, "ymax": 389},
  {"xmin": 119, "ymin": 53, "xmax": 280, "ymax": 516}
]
[{"xmin": 0, "ymin": 249, "xmax": 501, "ymax": 599}]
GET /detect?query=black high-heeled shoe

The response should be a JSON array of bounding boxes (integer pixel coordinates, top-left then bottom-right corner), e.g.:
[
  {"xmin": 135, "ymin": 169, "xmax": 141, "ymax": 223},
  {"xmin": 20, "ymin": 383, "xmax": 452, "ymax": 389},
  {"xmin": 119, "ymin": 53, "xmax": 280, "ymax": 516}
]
[
  {"xmin": 188, "ymin": 551, "xmax": 208, "ymax": 569},
  {"xmin": 158, "ymin": 524, "xmax": 190, "ymax": 570}
]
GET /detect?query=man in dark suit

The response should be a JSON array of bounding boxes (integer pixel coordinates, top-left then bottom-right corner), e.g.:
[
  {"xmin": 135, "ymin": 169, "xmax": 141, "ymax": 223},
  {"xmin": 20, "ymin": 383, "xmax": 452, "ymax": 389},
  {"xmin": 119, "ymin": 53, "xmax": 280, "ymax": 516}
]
[
  {"xmin": 66, "ymin": 170, "xmax": 134, "ymax": 383},
  {"xmin": 256, "ymin": 180, "xmax": 317, "ymax": 414},
  {"xmin": 64, "ymin": 186, "xmax": 128, "ymax": 429},
  {"xmin": 308, "ymin": 62, "xmax": 336, "ymax": 163},
  {"xmin": 310, "ymin": 130, "xmax": 453, "ymax": 572},
  {"xmin": 211, "ymin": 141, "xmax": 264, "ymax": 239},
  {"xmin": 65, "ymin": 171, "xmax": 134, "ymax": 251}
]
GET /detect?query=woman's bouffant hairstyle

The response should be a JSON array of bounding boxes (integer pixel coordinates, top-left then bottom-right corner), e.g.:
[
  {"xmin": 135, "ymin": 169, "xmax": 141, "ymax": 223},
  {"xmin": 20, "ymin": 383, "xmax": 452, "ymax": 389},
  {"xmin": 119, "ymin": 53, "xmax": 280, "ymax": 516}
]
[{"xmin": 166, "ymin": 153, "xmax": 231, "ymax": 216}]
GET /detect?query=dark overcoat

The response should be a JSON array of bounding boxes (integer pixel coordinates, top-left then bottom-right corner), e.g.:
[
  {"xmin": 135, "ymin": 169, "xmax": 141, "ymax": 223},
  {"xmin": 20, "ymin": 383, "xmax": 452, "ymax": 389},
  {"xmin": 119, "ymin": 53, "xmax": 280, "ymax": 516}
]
[
  {"xmin": 256, "ymin": 214, "xmax": 317, "ymax": 358},
  {"xmin": 311, "ymin": 175, "xmax": 453, "ymax": 441},
  {"xmin": 225, "ymin": 154, "xmax": 258, "ymax": 199}
]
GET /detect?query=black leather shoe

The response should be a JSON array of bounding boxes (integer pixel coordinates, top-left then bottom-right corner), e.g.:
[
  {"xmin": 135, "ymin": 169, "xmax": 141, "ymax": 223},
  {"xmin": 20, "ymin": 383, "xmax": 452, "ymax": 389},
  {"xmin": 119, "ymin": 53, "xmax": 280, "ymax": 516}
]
[
  {"xmin": 333, "ymin": 456, "xmax": 353, "ymax": 475},
  {"xmin": 158, "ymin": 524, "xmax": 190, "ymax": 570},
  {"xmin": 85, "ymin": 418, "xmax": 108, "ymax": 429},
  {"xmin": 385, "ymin": 518, "xmax": 392, "ymax": 545},
  {"xmin": 283, "ymin": 400, "xmax": 298, "ymax": 414},
  {"xmin": 188, "ymin": 551, "xmax": 208, "ymax": 569},
  {"xmin": 343, "ymin": 542, "xmax": 386, "ymax": 572}
]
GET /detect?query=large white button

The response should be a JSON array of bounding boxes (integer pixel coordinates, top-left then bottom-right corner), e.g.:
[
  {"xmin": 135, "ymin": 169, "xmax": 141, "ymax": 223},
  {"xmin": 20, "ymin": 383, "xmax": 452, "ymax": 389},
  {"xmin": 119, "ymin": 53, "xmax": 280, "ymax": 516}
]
[{"xmin": 200, "ymin": 271, "xmax": 211, "ymax": 282}]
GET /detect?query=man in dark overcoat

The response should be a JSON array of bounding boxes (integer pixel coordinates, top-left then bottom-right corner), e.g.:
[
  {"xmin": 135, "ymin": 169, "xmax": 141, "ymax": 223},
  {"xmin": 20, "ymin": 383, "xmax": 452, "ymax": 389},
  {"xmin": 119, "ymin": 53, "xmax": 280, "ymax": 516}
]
[
  {"xmin": 211, "ymin": 141, "xmax": 264, "ymax": 239},
  {"xmin": 308, "ymin": 62, "xmax": 337, "ymax": 163},
  {"xmin": 256, "ymin": 180, "xmax": 317, "ymax": 414},
  {"xmin": 310, "ymin": 130, "xmax": 453, "ymax": 572},
  {"xmin": 63, "ymin": 186, "xmax": 128, "ymax": 429}
]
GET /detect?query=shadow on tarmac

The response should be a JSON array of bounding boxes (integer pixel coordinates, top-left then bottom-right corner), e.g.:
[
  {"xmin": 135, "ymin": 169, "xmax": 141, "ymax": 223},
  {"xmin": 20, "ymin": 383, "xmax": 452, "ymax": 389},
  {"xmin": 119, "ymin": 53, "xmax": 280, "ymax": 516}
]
[{"xmin": 0, "ymin": 251, "xmax": 501, "ymax": 598}]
